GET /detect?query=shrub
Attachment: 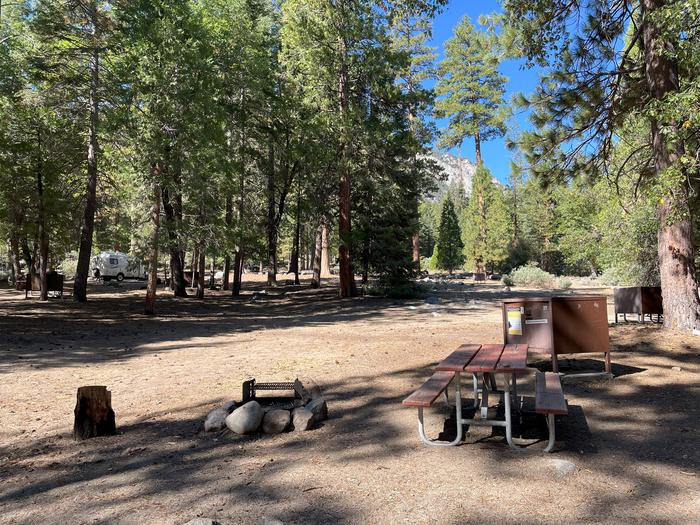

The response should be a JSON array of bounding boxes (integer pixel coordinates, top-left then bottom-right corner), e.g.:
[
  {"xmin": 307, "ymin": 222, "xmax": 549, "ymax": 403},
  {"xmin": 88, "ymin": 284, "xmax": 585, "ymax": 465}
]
[
  {"xmin": 427, "ymin": 244, "xmax": 440, "ymax": 271},
  {"xmin": 557, "ymin": 277, "xmax": 573, "ymax": 289},
  {"xmin": 510, "ymin": 263, "xmax": 556, "ymax": 289},
  {"xmin": 501, "ymin": 274, "xmax": 514, "ymax": 287},
  {"xmin": 365, "ymin": 282, "xmax": 427, "ymax": 299},
  {"xmin": 58, "ymin": 251, "xmax": 80, "ymax": 279}
]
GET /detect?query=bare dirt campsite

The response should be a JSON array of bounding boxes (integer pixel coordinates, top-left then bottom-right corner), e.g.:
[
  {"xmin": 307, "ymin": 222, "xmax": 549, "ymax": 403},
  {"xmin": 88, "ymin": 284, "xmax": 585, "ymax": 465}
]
[{"xmin": 1, "ymin": 277, "xmax": 698, "ymax": 525}]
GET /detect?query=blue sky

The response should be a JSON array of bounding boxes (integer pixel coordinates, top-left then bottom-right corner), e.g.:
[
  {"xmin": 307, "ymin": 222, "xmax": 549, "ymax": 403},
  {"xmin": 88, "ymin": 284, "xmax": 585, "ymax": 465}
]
[{"xmin": 428, "ymin": 0, "xmax": 542, "ymax": 183}]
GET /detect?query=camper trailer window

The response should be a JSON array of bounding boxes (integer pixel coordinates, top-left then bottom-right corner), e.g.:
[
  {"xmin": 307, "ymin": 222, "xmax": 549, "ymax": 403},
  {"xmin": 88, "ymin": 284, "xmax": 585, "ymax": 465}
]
[{"xmin": 109, "ymin": 257, "xmax": 118, "ymax": 265}]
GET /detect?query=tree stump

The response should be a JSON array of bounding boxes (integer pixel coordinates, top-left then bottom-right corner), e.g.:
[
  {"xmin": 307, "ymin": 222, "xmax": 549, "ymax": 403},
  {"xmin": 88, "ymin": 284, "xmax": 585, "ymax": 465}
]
[{"xmin": 73, "ymin": 386, "xmax": 116, "ymax": 440}]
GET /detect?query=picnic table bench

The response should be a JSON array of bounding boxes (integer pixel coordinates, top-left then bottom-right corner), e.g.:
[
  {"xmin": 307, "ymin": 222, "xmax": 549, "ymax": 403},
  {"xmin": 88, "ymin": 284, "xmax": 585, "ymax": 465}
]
[{"xmin": 403, "ymin": 343, "xmax": 568, "ymax": 452}]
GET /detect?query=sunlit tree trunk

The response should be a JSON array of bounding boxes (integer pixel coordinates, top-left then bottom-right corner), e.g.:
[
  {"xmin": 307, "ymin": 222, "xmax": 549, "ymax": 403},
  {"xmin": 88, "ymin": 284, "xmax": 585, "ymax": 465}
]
[
  {"xmin": 641, "ymin": 0, "xmax": 700, "ymax": 330},
  {"xmin": 74, "ymin": 5, "xmax": 100, "ymax": 303},
  {"xmin": 474, "ymin": 127, "xmax": 482, "ymax": 165},
  {"xmin": 311, "ymin": 223, "xmax": 322, "ymax": 288}
]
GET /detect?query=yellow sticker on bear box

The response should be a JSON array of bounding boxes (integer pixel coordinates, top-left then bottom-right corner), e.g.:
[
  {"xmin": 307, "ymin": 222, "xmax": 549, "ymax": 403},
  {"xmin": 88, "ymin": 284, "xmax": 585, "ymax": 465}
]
[{"xmin": 507, "ymin": 308, "xmax": 523, "ymax": 336}]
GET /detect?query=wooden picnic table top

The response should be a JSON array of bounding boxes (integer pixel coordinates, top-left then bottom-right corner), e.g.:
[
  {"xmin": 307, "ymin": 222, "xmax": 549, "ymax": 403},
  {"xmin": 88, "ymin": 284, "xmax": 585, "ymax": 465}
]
[{"xmin": 435, "ymin": 343, "xmax": 530, "ymax": 374}]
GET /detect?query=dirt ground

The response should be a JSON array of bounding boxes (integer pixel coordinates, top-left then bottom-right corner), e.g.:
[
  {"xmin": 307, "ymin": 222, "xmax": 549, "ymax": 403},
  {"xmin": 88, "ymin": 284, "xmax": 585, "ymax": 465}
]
[{"xmin": 0, "ymin": 276, "xmax": 698, "ymax": 524}]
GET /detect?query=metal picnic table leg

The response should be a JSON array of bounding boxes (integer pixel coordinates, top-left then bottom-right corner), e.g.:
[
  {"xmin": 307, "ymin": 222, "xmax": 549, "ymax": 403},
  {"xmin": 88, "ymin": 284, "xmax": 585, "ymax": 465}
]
[
  {"xmin": 472, "ymin": 373, "xmax": 479, "ymax": 408},
  {"xmin": 480, "ymin": 373, "xmax": 490, "ymax": 419},
  {"xmin": 417, "ymin": 373, "xmax": 463, "ymax": 447},
  {"xmin": 543, "ymin": 414, "xmax": 556, "ymax": 453},
  {"xmin": 503, "ymin": 378, "xmax": 525, "ymax": 451}
]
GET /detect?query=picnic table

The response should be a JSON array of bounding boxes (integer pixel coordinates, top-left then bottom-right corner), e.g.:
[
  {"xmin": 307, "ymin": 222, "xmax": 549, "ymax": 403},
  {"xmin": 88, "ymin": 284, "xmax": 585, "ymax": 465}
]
[{"xmin": 403, "ymin": 343, "xmax": 568, "ymax": 452}]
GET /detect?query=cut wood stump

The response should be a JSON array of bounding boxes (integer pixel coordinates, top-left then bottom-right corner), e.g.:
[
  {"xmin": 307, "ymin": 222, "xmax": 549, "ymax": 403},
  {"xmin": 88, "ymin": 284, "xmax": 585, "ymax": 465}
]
[{"xmin": 73, "ymin": 386, "xmax": 116, "ymax": 440}]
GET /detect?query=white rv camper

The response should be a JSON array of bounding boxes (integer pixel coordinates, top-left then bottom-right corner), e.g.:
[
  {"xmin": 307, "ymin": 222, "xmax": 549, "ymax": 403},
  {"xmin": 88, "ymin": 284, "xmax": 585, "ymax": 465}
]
[{"xmin": 92, "ymin": 252, "xmax": 147, "ymax": 281}]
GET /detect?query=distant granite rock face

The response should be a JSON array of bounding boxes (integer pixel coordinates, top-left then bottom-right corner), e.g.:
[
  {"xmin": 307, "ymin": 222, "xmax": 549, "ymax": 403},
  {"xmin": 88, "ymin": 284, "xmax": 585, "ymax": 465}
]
[
  {"xmin": 422, "ymin": 152, "xmax": 499, "ymax": 200},
  {"xmin": 430, "ymin": 152, "xmax": 477, "ymax": 195}
]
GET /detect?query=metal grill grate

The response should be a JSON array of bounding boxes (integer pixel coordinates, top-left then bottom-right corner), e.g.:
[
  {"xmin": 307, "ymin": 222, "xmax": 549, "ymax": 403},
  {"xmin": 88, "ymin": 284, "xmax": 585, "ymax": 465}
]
[
  {"xmin": 242, "ymin": 378, "xmax": 305, "ymax": 404},
  {"xmin": 254, "ymin": 382, "xmax": 296, "ymax": 391}
]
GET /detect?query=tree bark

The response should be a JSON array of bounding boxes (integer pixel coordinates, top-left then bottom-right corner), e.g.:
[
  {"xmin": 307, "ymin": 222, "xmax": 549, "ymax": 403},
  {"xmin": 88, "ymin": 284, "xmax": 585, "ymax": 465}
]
[
  {"xmin": 232, "ymin": 249, "xmax": 243, "ymax": 296},
  {"xmin": 320, "ymin": 220, "xmax": 331, "ymax": 277},
  {"xmin": 337, "ymin": 40, "xmax": 357, "ymax": 298},
  {"xmin": 209, "ymin": 258, "xmax": 216, "ymax": 289},
  {"xmin": 35, "ymin": 127, "xmax": 48, "ymax": 301},
  {"xmin": 190, "ymin": 248, "xmax": 197, "ymax": 289},
  {"xmin": 73, "ymin": 7, "xmax": 100, "ymax": 303},
  {"xmin": 223, "ymin": 195, "xmax": 232, "ymax": 290},
  {"xmin": 311, "ymin": 223, "xmax": 323, "ymax": 288},
  {"xmin": 144, "ymin": 179, "xmax": 161, "ymax": 316},
  {"xmin": 474, "ymin": 128, "xmax": 482, "ymax": 165},
  {"xmin": 266, "ymin": 140, "xmax": 277, "ymax": 287},
  {"xmin": 73, "ymin": 386, "xmax": 116, "ymax": 440},
  {"xmin": 162, "ymin": 184, "xmax": 187, "ymax": 297},
  {"xmin": 641, "ymin": 0, "xmax": 700, "ymax": 330},
  {"xmin": 197, "ymin": 244, "xmax": 205, "ymax": 299},
  {"xmin": 290, "ymin": 191, "xmax": 301, "ymax": 285}
]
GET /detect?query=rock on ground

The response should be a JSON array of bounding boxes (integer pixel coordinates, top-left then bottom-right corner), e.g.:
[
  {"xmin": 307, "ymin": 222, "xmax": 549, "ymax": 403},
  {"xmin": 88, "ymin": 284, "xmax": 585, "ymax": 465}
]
[
  {"xmin": 203, "ymin": 408, "xmax": 228, "ymax": 432},
  {"xmin": 299, "ymin": 378, "xmax": 323, "ymax": 403},
  {"xmin": 184, "ymin": 519, "xmax": 221, "ymax": 525},
  {"xmin": 222, "ymin": 400, "xmax": 238, "ymax": 413},
  {"xmin": 305, "ymin": 397, "xmax": 328, "ymax": 424},
  {"xmin": 292, "ymin": 407, "xmax": 314, "ymax": 431},
  {"xmin": 262, "ymin": 409, "xmax": 291, "ymax": 434},
  {"xmin": 549, "ymin": 458, "xmax": 577, "ymax": 478},
  {"xmin": 226, "ymin": 401, "xmax": 263, "ymax": 434}
]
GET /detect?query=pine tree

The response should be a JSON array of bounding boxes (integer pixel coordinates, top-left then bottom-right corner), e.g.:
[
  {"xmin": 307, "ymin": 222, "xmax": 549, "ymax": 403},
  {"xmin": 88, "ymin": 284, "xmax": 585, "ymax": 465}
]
[
  {"xmin": 503, "ymin": 0, "xmax": 700, "ymax": 330},
  {"xmin": 436, "ymin": 198, "xmax": 464, "ymax": 273},
  {"xmin": 463, "ymin": 164, "xmax": 511, "ymax": 274},
  {"xmin": 434, "ymin": 16, "xmax": 507, "ymax": 164}
]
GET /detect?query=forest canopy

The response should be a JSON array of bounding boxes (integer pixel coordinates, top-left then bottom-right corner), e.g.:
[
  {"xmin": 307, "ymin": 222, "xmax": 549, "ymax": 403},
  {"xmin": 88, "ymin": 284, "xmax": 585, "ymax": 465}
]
[{"xmin": 0, "ymin": 0, "xmax": 698, "ymax": 330}]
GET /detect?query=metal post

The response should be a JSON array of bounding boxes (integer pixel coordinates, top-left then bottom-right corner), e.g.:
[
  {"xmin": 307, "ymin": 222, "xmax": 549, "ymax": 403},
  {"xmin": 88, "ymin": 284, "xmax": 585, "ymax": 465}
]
[
  {"xmin": 544, "ymin": 413, "xmax": 556, "ymax": 453},
  {"xmin": 480, "ymin": 374, "xmax": 489, "ymax": 419},
  {"xmin": 416, "ymin": 374, "xmax": 463, "ymax": 447}
]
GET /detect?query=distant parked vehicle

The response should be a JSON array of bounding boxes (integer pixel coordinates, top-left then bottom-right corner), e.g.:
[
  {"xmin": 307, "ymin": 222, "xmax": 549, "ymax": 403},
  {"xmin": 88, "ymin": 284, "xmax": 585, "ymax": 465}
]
[{"xmin": 92, "ymin": 252, "xmax": 147, "ymax": 282}]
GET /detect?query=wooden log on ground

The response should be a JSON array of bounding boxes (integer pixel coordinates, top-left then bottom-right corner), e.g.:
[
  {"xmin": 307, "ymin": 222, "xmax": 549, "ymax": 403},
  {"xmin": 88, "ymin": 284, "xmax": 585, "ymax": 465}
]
[{"xmin": 73, "ymin": 386, "xmax": 116, "ymax": 440}]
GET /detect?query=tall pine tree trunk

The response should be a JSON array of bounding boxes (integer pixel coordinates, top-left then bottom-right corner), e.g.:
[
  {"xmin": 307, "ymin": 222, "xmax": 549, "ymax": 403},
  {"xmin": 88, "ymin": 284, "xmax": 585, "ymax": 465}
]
[
  {"xmin": 36, "ymin": 128, "xmax": 48, "ymax": 301},
  {"xmin": 162, "ymin": 184, "xmax": 187, "ymax": 297},
  {"xmin": 190, "ymin": 248, "xmax": 197, "ymax": 289},
  {"xmin": 290, "ymin": 190, "xmax": 301, "ymax": 285},
  {"xmin": 232, "ymin": 249, "xmax": 243, "ymax": 296},
  {"xmin": 197, "ymin": 244, "xmax": 205, "ymax": 299},
  {"xmin": 266, "ymin": 140, "xmax": 277, "ymax": 287},
  {"xmin": 311, "ymin": 223, "xmax": 322, "ymax": 288},
  {"xmin": 642, "ymin": 0, "xmax": 700, "ymax": 330},
  {"xmin": 223, "ymin": 195, "xmax": 232, "ymax": 290},
  {"xmin": 74, "ymin": 30, "xmax": 100, "ymax": 303},
  {"xmin": 474, "ymin": 128, "xmax": 482, "ymax": 165},
  {"xmin": 144, "ymin": 177, "xmax": 161, "ymax": 316},
  {"xmin": 337, "ymin": 45, "xmax": 356, "ymax": 298},
  {"xmin": 320, "ymin": 219, "xmax": 331, "ymax": 277}
]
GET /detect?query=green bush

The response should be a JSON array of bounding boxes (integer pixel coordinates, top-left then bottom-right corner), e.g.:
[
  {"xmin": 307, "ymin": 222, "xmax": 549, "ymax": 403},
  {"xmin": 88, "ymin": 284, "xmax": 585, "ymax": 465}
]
[
  {"xmin": 58, "ymin": 251, "xmax": 80, "ymax": 279},
  {"xmin": 501, "ymin": 274, "xmax": 514, "ymax": 287},
  {"xmin": 428, "ymin": 244, "xmax": 440, "ymax": 271},
  {"xmin": 510, "ymin": 263, "xmax": 556, "ymax": 288},
  {"xmin": 365, "ymin": 282, "xmax": 427, "ymax": 299}
]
